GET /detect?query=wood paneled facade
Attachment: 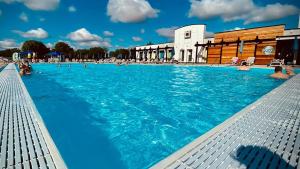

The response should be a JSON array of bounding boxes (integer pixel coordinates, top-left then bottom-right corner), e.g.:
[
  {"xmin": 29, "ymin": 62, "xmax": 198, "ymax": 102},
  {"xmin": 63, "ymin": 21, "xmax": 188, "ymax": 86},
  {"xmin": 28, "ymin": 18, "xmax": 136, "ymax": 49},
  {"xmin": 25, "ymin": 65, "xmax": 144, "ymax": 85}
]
[{"xmin": 206, "ymin": 25, "xmax": 285, "ymax": 65}]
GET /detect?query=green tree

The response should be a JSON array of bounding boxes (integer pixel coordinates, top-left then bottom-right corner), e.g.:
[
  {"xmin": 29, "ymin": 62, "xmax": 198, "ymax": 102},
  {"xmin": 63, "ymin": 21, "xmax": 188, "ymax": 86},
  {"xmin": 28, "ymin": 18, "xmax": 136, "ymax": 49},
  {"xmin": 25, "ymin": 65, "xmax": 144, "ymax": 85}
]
[
  {"xmin": 0, "ymin": 48, "xmax": 20, "ymax": 59},
  {"xmin": 21, "ymin": 40, "xmax": 49, "ymax": 57},
  {"xmin": 75, "ymin": 49, "xmax": 89, "ymax": 59},
  {"xmin": 110, "ymin": 49, "xmax": 130, "ymax": 59},
  {"xmin": 89, "ymin": 47, "xmax": 106, "ymax": 59},
  {"xmin": 54, "ymin": 42, "xmax": 74, "ymax": 56}
]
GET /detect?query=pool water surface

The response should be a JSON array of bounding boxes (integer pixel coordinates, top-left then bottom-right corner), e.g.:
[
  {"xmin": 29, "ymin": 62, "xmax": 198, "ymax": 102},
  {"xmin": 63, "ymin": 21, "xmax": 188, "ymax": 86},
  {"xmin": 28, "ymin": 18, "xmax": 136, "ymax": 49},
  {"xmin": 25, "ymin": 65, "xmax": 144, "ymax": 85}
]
[{"xmin": 22, "ymin": 64, "xmax": 285, "ymax": 169}]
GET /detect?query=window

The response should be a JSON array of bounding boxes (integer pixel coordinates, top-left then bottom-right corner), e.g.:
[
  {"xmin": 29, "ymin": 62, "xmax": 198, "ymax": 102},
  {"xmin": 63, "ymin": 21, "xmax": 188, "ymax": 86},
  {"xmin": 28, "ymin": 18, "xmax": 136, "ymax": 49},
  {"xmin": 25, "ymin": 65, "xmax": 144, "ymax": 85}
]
[
  {"xmin": 180, "ymin": 50, "xmax": 185, "ymax": 61},
  {"xmin": 184, "ymin": 31, "xmax": 191, "ymax": 39},
  {"xmin": 188, "ymin": 49, "xmax": 193, "ymax": 62}
]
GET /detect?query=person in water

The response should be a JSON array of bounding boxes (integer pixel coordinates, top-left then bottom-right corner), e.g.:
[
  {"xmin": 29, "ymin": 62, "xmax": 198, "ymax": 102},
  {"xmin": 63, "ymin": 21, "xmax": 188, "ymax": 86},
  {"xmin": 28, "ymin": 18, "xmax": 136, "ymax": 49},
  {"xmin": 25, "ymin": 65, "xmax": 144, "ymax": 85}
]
[
  {"xmin": 238, "ymin": 61, "xmax": 250, "ymax": 71},
  {"xmin": 270, "ymin": 66, "xmax": 289, "ymax": 79},
  {"xmin": 285, "ymin": 66, "xmax": 295, "ymax": 76},
  {"xmin": 19, "ymin": 61, "xmax": 31, "ymax": 76}
]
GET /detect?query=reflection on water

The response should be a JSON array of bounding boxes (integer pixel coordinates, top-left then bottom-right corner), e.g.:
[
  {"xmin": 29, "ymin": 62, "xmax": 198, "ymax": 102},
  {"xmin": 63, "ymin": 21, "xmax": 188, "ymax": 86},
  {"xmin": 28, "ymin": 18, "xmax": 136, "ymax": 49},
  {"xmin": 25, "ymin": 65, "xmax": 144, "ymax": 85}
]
[{"xmin": 23, "ymin": 64, "xmax": 284, "ymax": 169}]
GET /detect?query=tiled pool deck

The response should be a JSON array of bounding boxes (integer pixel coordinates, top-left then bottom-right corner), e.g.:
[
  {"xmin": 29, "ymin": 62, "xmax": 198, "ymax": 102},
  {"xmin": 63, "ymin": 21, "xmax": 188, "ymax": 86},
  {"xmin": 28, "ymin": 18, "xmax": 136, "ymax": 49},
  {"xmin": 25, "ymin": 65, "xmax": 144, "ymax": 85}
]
[
  {"xmin": 0, "ymin": 64, "xmax": 66, "ymax": 169},
  {"xmin": 152, "ymin": 72, "xmax": 300, "ymax": 168},
  {"xmin": 1, "ymin": 63, "xmax": 299, "ymax": 169}
]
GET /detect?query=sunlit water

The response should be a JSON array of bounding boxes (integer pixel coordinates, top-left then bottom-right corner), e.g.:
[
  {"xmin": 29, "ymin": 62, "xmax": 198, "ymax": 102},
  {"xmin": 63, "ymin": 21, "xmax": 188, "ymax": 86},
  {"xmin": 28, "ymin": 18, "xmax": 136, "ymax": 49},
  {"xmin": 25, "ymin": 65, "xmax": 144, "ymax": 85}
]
[{"xmin": 22, "ymin": 64, "xmax": 285, "ymax": 169}]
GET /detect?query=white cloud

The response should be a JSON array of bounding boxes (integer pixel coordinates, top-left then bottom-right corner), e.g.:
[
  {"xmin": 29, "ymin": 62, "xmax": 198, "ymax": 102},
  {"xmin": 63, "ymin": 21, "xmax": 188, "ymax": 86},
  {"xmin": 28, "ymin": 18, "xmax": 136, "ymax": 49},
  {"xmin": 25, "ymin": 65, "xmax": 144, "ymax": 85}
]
[
  {"xmin": 244, "ymin": 3, "xmax": 300, "ymax": 24},
  {"xmin": 103, "ymin": 31, "xmax": 114, "ymax": 37},
  {"xmin": 107, "ymin": 0, "xmax": 159, "ymax": 23},
  {"xmin": 46, "ymin": 42, "xmax": 53, "ymax": 48},
  {"xmin": 0, "ymin": 39, "xmax": 19, "ymax": 49},
  {"xmin": 67, "ymin": 28, "xmax": 112, "ymax": 48},
  {"xmin": 156, "ymin": 26, "xmax": 178, "ymax": 39},
  {"xmin": 0, "ymin": 0, "xmax": 60, "ymax": 11},
  {"xmin": 67, "ymin": 28, "xmax": 100, "ymax": 42},
  {"xmin": 19, "ymin": 12, "xmax": 28, "ymax": 22},
  {"xmin": 140, "ymin": 28, "xmax": 145, "ymax": 34},
  {"xmin": 188, "ymin": 0, "xmax": 299, "ymax": 24},
  {"xmin": 205, "ymin": 31, "xmax": 214, "ymax": 38},
  {"xmin": 68, "ymin": 5, "xmax": 76, "ymax": 12},
  {"xmin": 13, "ymin": 28, "xmax": 48, "ymax": 39},
  {"xmin": 132, "ymin": 36, "xmax": 142, "ymax": 42},
  {"xmin": 231, "ymin": 27, "xmax": 244, "ymax": 31},
  {"xmin": 189, "ymin": 0, "xmax": 254, "ymax": 21}
]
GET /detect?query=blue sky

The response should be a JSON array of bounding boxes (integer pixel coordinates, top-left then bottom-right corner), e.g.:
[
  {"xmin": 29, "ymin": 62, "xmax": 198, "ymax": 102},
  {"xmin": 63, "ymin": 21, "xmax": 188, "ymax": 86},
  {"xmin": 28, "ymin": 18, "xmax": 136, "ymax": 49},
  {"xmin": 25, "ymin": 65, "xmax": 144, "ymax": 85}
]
[{"xmin": 0, "ymin": 0, "xmax": 299, "ymax": 51}]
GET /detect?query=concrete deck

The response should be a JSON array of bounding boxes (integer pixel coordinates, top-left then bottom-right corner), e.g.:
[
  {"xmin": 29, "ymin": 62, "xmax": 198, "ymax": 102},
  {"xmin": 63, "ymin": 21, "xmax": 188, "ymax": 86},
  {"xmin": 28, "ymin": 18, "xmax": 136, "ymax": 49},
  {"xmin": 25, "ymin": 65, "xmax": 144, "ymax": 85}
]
[
  {"xmin": 152, "ymin": 74, "xmax": 300, "ymax": 168},
  {"xmin": 0, "ymin": 64, "xmax": 66, "ymax": 169}
]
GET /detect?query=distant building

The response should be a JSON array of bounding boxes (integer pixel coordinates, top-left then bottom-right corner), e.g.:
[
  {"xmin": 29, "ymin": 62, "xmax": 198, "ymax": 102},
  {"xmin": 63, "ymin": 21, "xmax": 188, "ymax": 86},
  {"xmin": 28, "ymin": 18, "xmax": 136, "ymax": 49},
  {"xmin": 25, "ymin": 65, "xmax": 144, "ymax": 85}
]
[
  {"xmin": 133, "ymin": 21, "xmax": 300, "ymax": 65},
  {"xmin": 135, "ymin": 24, "xmax": 210, "ymax": 63}
]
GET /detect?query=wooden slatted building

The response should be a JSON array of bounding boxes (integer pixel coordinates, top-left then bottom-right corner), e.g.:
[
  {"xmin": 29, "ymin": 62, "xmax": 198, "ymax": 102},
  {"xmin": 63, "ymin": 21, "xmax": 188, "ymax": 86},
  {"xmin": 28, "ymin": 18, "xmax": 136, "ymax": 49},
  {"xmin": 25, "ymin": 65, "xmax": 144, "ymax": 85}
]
[{"xmin": 204, "ymin": 25, "xmax": 285, "ymax": 65}]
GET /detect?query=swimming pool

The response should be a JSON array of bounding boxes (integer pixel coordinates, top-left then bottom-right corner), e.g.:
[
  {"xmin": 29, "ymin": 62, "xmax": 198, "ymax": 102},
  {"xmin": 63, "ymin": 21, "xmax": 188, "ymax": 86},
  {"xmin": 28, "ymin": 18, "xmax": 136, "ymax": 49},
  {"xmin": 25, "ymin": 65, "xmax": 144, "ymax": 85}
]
[{"xmin": 22, "ymin": 64, "xmax": 285, "ymax": 169}]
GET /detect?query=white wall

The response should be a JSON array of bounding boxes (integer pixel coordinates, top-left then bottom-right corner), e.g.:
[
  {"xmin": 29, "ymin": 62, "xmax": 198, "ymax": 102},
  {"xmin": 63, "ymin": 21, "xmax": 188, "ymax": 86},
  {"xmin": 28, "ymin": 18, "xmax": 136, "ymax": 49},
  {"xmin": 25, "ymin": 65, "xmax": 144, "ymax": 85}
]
[
  {"xmin": 284, "ymin": 29, "xmax": 300, "ymax": 36},
  {"xmin": 174, "ymin": 25, "xmax": 206, "ymax": 63}
]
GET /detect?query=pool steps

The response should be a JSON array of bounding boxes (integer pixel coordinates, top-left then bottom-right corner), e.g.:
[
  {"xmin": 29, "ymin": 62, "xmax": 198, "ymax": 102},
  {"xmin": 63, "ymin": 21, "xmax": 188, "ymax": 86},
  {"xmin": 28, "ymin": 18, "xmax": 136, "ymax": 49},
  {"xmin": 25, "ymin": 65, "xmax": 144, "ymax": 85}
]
[
  {"xmin": 0, "ymin": 64, "xmax": 67, "ymax": 169},
  {"xmin": 151, "ymin": 72, "xmax": 300, "ymax": 168}
]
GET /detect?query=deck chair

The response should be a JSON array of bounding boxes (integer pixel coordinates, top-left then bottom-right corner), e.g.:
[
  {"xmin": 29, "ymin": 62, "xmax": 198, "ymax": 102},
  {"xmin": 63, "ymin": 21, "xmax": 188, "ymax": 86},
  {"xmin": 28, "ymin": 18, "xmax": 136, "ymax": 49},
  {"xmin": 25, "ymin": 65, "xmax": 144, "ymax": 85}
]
[
  {"xmin": 268, "ymin": 59, "xmax": 284, "ymax": 67},
  {"xmin": 246, "ymin": 57, "xmax": 255, "ymax": 66},
  {"xmin": 231, "ymin": 57, "xmax": 239, "ymax": 65}
]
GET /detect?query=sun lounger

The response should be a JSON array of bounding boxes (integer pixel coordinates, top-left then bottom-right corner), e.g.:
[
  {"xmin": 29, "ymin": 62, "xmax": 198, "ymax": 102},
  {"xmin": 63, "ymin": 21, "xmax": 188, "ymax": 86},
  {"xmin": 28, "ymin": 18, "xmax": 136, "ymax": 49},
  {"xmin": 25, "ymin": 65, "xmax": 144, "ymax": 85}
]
[
  {"xmin": 231, "ymin": 57, "xmax": 239, "ymax": 65},
  {"xmin": 246, "ymin": 57, "xmax": 255, "ymax": 65},
  {"xmin": 268, "ymin": 59, "xmax": 284, "ymax": 67}
]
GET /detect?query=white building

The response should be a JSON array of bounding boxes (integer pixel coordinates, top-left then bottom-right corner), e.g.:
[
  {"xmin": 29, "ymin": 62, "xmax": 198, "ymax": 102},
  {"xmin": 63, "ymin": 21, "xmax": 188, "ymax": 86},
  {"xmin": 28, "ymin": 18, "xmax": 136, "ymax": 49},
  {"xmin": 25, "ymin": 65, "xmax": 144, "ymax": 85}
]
[
  {"xmin": 135, "ymin": 42, "xmax": 174, "ymax": 62},
  {"xmin": 135, "ymin": 24, "xmax": 209, "ymax": 63},
  {"xmin": 174, "ymin": 24, "xmax": 206, "ymax": 63}
]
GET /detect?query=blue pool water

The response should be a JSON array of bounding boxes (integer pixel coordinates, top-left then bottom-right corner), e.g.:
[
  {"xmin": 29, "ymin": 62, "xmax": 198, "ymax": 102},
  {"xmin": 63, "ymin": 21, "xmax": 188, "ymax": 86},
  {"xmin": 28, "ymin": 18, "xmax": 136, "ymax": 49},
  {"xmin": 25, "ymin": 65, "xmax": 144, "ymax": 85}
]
[{"xmin": 22, "ymin": 64, "xmax": 285, "ymax": 169}]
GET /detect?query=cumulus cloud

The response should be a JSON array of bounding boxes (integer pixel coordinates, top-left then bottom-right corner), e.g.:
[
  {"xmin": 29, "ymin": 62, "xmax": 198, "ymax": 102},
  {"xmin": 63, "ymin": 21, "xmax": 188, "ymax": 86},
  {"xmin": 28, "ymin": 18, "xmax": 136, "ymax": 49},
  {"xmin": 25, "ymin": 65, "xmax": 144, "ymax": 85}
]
[
  {"xmin": 0, "ymin": 39, "xmax": 19, "ymax": 49},
  {"xmin": 68, "ymin": 5, "xmax": 76, "ymax": 12},
  {"xmin": 156, "ymin": 26, "xmax": 178, "ymax": 39},
  {"xmin": 107, "ymin": 0, "xmax": 159, "ymax": 23},
  {"xmin": 19, "ymin": 12, "xmax": 28, "ymax": 22},
  {"xmin": 13, "ymin": 28, "xmax": 48, "ymax": 39},
  {"xmin": 103, "ymin": 31, "xmax": 114, "ymax": 37},
  {"xmin": 244, "ymin": 3, "xmax": 299, "ymax": 24},
  {"xmin": 67, "ymin": 28, "xmax": 112, "ymax": 48},
  {"xmin": 188, "ymin": 0, "xmax": 299, "ymax": 24},
  {"xmin": 132, "ymin": 36, "xmax": 142, "ymax": 42},
  {"xmin": 68, "ymin": 28, "xmax": 100, "ymax": 42},
  {"xmin": 0, "ymin": 0, "xmax": 60, "ymax": 11}
]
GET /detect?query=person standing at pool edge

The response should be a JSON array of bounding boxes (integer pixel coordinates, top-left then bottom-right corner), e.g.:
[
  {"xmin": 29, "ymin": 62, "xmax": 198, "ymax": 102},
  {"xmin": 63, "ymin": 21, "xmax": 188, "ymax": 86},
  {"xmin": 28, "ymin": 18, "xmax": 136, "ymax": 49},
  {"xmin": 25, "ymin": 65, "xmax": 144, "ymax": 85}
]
[{"xmin": 270, "ymin": 66, "xmax": 289, "ymax": 79}]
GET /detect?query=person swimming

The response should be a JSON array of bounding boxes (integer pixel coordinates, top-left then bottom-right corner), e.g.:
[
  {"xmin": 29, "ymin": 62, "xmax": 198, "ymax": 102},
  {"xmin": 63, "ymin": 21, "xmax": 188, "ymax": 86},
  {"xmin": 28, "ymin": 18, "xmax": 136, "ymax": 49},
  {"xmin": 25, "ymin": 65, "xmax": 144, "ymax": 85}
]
[
  {"xmin": 238, "ymin": 61, "xmax": 250, "ymax": 71},
  {"xmin": 285, "ymin": 66, "xmax": 295, "ymax": 76},
  {"xmin": 19, "ymin": 61, "xmax": 31, "ymax": 76},
  {"xmin": 270, "ymin": 66, "xmax": 289, "ymax": 79}
]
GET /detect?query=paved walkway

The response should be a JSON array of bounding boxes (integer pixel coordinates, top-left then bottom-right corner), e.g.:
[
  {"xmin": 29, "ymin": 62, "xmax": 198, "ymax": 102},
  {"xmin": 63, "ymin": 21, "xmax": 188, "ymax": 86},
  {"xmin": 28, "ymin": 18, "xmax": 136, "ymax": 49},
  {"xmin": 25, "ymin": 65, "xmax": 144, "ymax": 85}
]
[
  {"xmin": 152, "ymin": 73, "xmax": 300, "ymax": 169},
  {"xmin": 0, "ymin": 64, "xmax": 66, "ymax": 169}
]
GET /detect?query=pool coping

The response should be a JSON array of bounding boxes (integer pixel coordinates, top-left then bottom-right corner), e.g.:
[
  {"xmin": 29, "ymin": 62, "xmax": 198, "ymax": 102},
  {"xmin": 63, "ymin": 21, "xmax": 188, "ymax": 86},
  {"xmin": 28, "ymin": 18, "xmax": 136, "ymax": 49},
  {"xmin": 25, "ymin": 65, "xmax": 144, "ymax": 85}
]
[
  {"xmin": 151, "ymin": 73, "xmax": 300, "ymax": 168},
  {"xmin": 0, "ymin": 63, "xmax": 67, "ymax": 169},
  {"xmin": 29, "ymin": 62, "xmax": 300, "ymax": 71}
]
